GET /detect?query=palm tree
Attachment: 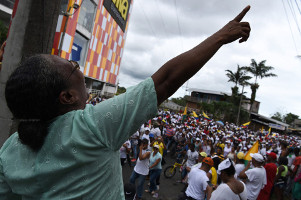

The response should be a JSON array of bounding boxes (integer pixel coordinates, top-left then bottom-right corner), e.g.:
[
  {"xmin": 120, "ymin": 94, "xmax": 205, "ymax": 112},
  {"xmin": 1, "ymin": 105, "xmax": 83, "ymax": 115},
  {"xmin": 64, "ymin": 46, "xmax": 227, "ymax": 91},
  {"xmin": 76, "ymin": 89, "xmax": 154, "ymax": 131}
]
[
  {"xmin": 225, "ymin": 65, "xmax": 252, "ymax": 97},
  {"xmin": 243, "ymin": 59, "xmax": 277, "ymax": 114}
]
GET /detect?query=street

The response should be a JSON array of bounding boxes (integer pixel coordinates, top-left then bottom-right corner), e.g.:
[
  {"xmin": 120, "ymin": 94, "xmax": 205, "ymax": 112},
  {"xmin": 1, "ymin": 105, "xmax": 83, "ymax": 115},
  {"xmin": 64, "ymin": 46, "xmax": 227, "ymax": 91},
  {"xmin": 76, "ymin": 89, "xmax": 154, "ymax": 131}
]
[{"xmin": 122, "ymin": 153, "xmax": 185, "ymax": 200}]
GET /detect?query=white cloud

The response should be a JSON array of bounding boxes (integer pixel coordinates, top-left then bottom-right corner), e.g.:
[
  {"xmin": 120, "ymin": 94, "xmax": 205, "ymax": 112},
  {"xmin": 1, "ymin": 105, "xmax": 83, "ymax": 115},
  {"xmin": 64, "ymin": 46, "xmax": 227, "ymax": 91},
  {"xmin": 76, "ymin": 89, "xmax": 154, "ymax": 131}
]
[{"xmin": 120, "ymin": 0, "xmax": 301, "ymax": 117}]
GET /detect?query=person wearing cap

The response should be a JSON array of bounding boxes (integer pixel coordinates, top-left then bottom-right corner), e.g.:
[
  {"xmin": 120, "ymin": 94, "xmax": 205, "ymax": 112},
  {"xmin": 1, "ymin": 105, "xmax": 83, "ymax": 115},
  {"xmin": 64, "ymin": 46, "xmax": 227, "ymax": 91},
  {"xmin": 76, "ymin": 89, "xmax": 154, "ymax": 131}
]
[
  {"xmin": 210, "ymin": 158, "xmax": 247, "ymax": 200},
  {"xmin": 238, "ymin": 153, "xmax": 267, "ymax": 200},
  {"xmin": 185, "ymin": 157, "xmax": 214, "ymax": 200},
  {"xmin": 151, "ymin": 136, "xmax": 166, "ymax": 156},
  {"xmin": 235, "ymin": 152, "xmax": 246, "ymax": 181},
  {"xmin": 257, "ymin": 152, "xmax": 277, "ymax": 200},
  {"xmin": 145, "ymin": 145, "xmax": 162, "ymax": 196}
]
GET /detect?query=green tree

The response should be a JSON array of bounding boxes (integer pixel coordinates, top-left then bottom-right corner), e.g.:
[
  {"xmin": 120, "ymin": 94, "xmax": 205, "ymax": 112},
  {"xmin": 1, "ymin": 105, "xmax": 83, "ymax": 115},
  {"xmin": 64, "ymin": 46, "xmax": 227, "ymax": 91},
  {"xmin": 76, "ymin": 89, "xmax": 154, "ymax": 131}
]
[
  {"xmin": 284, "ymin": 113, "xmax": 299, "ymax": 125},
  {"xmin": 170, "ymin": 97, "xmax": 187, "ymax": 107},
  {"xmin": 271, "ymin": 112, "xmax": 284, "ymax": 122},
  {"xmin": 115, "ymin": 86, "xmax": 126, "ymax": 95},
  {"xmin": 225, "ymin": 65, "xmax": 251, "ymax": 106},
  {"xmin": 243, "ymin": 59, "xmax": 277, "ymax": 114}
]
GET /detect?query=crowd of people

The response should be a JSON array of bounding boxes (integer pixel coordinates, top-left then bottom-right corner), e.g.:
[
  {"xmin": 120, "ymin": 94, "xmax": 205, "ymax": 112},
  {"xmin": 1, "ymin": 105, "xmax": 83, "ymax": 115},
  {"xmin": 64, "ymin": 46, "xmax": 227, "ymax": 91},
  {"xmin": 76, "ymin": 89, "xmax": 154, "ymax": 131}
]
[
  {"xmin": 115, "ymin": 109, "xmax": 301, "ymax": 200},
  {"xmin": 6, "ymin": 5, "xmax": 296, "ymax": 200}
]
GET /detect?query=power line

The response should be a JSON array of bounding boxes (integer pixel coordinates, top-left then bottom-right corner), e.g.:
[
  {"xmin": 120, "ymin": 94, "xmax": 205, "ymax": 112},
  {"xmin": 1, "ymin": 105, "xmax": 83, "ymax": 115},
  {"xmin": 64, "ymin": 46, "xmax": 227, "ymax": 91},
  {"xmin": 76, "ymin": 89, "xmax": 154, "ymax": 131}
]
[
  {"xmin": 137, "ymin": 0, "xmax": 157, "ymax": 38},
  {"xmin": 154, "ymin": 0, "xmax": 168, "ymax": 38},
  {"xmin": 173, "ymin": 0, "xmax": 188, "ymax": 96},
  {"xmin": 295, "ymin": 0, "xmax": 301, "ymax": 14},
  {"xmin": 287, "ymin": 0, "xmax": 301, "ymax": 35},
  {"xmin": 174, "ymin": 0, "xmax": 183, "ymax": 51},
  {"xmin": 282, "ymin": 0, "xmax": 299, "ymax": 54}
]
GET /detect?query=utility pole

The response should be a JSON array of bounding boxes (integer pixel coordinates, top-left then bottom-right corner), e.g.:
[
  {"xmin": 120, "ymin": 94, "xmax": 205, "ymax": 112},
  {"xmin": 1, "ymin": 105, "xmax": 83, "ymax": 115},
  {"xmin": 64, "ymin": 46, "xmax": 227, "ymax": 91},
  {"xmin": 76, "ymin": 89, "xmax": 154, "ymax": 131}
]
[{"xmin": 0, "ymin": 0, "xmax": 61, "ymax": 147}]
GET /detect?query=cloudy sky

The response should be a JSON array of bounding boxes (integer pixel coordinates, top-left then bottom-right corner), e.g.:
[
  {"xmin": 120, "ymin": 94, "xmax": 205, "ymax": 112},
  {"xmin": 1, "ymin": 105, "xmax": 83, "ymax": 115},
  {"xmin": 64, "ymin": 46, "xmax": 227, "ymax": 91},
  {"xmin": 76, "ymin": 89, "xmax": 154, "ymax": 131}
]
[{"xmin": 118, "ymin": 0, "xmax": 301, "ymax": 118}]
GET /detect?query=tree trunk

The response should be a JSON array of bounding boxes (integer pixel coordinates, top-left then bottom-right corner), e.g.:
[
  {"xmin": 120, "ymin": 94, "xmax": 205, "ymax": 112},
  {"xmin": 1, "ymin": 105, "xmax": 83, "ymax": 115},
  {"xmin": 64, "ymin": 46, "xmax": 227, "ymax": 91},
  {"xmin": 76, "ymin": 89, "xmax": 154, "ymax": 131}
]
[{"xmin": 249, "ymin": 83, "xmax": 259, "ymax": 118}]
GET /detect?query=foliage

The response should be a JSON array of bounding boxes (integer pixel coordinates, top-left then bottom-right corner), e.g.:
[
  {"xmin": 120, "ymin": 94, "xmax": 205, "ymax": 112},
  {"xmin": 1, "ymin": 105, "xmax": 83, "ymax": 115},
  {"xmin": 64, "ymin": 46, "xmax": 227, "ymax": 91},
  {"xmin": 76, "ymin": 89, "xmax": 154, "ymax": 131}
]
[
  {"xmin": 0, "ymin": 21, "xmax": 8, "ymax": 45},
  {"xmin": 225, "ymin": 65, "xmax": 251, "ymax": 107},
  {"xmin": 243, "ymin": 59, "xmax": 277, "ymax": 115},
  {"xmin": 270, "ymin": 112, "xmax": 300, "ymax": 125},
  {"xmin": 225, "ymin": 65, "xmax": 252, "ymax": 87},
  {"xmin": 271, "ymin": 112, "xmax": 284, "ymax": 122},
  {"xmin": 170, "ymin": 97, "xmax": 187, "ymax": 107},
  {"xmin": 284, "ymin": 113, "xmax": 299, "ymax": 125},
  {"xmin": 115, "ymin": 86, "xmax": 126, "ymax": 95},
  {"xmin": 199, "ymin": 101, "xmax": 249, "ymax": 124}
]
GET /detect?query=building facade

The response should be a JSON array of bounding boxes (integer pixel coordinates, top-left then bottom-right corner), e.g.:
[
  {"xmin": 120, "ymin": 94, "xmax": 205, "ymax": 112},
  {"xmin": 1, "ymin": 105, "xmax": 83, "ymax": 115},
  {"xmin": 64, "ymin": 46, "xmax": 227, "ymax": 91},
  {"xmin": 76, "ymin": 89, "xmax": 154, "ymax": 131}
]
[
  {"xmin": 53, "ymin": 0, "xmax": 134, "ymax": 97},
  {"xmin": 1, "ymin": 0, "xmax": 134, "ymax": 97}
]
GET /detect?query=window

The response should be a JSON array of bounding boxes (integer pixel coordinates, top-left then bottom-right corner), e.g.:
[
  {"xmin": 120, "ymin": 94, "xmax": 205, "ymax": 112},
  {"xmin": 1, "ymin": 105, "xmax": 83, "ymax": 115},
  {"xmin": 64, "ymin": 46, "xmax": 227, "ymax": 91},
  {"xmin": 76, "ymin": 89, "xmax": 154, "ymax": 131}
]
[
  {"xmin": 77, "ymin": 0, "xmax": 96, "ymax": 33},
  {"xmin": 71, "ymin": 32, "xmax": 89, "ymax": 67}
]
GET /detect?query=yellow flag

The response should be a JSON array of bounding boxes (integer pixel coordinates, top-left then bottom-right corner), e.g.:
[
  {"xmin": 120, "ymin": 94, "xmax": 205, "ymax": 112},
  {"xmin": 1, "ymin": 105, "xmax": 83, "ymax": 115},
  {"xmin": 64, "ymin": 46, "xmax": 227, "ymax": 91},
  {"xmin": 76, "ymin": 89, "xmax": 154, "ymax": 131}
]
[
  {"xmin": 192, "ymin": 111, "xmax": 198, "ymax": 118},
  {"xmin": 202, "ymin": 112, "xmax": 212, "ymax": 121},
  {"xmin": 265, "ymin": 127, "xmax": 271, "ymax": 138},
  {"xmin": 261, "ymin": 126, "xmax": 264, "ymax": 133},
  {"xmin": 244, "ymin": 141, "xmax": 259, "ymax": 161},
  {"xmin": 183, "ymin": 105, "xmax": 187, "ymax": 116},
  {"xmin": 242, "ymin": 121, "xmax": 251, "ymax": 126}
]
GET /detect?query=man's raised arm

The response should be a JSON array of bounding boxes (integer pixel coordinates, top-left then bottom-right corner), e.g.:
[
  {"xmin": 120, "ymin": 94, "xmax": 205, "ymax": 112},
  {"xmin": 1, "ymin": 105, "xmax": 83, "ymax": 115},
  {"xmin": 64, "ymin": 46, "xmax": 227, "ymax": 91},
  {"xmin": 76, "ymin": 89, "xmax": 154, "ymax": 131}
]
[{"xmin": 151, "ymin": 6, "xmax": 251, "ymax": 105}]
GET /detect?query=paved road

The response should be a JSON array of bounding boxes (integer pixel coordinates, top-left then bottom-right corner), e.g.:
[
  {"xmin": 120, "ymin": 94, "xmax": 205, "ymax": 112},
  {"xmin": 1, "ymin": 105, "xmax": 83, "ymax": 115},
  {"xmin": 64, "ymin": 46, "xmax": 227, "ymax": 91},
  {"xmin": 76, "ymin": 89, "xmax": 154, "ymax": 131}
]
[
  {"xmin": 122, "ymin": 154, "xmax": 292, "ymax": 200},
  {"xmin": 122, "ymin": 153, "xmax": 185, "ymax": 200}
]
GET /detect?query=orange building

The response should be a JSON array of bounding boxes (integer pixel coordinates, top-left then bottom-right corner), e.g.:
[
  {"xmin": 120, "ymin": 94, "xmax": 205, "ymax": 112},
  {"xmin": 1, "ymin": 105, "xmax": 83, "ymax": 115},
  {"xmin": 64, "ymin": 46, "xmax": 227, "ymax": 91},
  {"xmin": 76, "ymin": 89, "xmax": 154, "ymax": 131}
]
[{"xmin": 52, "ymin": 0, "xmax": 133, "ymax": 97}]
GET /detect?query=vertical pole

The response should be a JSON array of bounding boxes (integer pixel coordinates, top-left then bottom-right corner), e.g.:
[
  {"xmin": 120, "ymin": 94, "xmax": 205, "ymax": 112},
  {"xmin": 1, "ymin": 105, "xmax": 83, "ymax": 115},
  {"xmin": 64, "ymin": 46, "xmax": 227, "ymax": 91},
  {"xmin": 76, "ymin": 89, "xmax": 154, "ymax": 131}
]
[{"xmin": 0, "ymin": 0, "xmax": 62, "ymax": 147}]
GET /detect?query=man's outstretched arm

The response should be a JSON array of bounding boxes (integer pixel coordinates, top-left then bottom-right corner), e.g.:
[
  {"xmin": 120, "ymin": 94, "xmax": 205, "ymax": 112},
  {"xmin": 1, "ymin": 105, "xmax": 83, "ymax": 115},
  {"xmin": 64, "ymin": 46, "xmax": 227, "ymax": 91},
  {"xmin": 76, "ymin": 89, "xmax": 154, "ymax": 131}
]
[{"xmin": 152, "ymin": 6, "xmax": 251, "ymax": 105}]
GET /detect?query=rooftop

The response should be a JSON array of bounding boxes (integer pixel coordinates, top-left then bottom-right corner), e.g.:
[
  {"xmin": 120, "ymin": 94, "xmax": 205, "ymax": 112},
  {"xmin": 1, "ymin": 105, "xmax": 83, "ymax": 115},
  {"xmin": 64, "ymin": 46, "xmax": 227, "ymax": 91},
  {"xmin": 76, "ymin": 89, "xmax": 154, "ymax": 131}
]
[{"xmin": 187, "ymin": 88, "xmax": 231, "ymax": 96}]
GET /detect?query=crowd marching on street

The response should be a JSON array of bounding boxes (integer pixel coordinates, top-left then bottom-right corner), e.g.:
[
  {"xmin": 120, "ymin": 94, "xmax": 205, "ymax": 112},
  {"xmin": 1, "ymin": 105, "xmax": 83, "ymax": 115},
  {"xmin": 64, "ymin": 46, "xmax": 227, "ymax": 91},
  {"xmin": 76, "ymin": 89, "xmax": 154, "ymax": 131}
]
[
  {"xmin": 108, "ymin": 107, "xmax": 300, "ymax": 200},
  {"xmin": 2, "ymin": 5, "xmax": 300, "ymax": 200}
]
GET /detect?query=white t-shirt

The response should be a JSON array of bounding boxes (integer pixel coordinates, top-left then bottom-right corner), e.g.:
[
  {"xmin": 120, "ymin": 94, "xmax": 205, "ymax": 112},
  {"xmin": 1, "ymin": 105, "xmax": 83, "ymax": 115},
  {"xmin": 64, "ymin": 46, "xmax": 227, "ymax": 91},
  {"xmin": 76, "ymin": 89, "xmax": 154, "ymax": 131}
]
[
  {"xmin": 235, "ymin": 164, "xmax": 245, "ymax": 181},
  {"xmin": 151, "ymin": 127, "xmax": 161, "ymax": 137},
  {"xmin": 191, "ymin": 163, "xmax": 212, "ymax": 174},
  {"xmin": 260, "ymin": 147, "xmax": 266, "ymax": 156},
  {"xmin": 120, "ymin": 140, "xmax": 131, "ymax": 159},
  {"xmin": 186, "ymin": 150, "xmax": 199, "ymax": 168},
  {"xmin": 210, "ymin": 182, "xmax": 247, "ymax": 200},
  {"xmin": 224, "ymin": 146, "xmax": 232, "ymax": 157},
  {"xmin": 186, "ymin": 168, "xmax": 209, "ymax": 200},
  {"xmin": 141, "ymin": 133, "xmax": 150, "ymax": 141},
  {"xmin": 134, "ymin": 149, "xmax": 150, "ymax": 175},
  {"xmin": 245, "ymin": 167, "xmax": 267, "ymax": 200}
]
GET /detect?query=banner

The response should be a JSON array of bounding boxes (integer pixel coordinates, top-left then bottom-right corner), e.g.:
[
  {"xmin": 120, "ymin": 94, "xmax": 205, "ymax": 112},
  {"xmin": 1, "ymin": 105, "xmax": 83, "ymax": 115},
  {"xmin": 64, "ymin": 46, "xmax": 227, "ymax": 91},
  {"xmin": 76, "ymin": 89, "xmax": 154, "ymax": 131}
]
[{"xmin": 103, "ymin": 0, "xmax": 132, "ymax": 32}]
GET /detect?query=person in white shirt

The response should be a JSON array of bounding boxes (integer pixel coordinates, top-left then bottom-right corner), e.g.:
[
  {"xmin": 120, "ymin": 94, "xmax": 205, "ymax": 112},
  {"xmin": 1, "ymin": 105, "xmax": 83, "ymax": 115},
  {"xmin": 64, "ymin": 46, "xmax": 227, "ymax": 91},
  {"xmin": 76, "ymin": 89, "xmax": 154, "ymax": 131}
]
[
  {"xmin": 260, "ymin": 143, "xmax": 267, "ymax": 157},
  {"xmin": 120, "ymin": 140, "xmax": 131, "ymax": 166},
  {"xmin": 130, "ymin": 139, "xmax": 151, "ymax": 200},
  {"xmin": 238, "ymin": 153, "xmax": 267, "ymax": 200},
  {"xmin": 185, "ymin": 157, "xmax": 214, "ymax": 200},
  {"xmin": 182, "ymin": 144, "xmax": 199, "ymax": 181},
  {"xmin": 211, "ymin": 158, "xmax": 247, "ymax": 200},
  {"xmin": 235, "ymin": 152, "xmax": 246, "ymax": 181},
  {"xmin": 224, "ymin": 141, "xmax": 232, "ymax": 157}
]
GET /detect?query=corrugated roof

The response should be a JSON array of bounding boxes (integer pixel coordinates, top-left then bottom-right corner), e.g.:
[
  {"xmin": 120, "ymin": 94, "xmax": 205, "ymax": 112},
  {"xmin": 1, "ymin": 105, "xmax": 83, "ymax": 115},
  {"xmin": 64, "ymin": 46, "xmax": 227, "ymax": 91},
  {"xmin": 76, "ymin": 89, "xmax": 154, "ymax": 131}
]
[
  {"xmin": 187, "ymin": 88, "xmax": 231, "ymax": 96},
  {"xmin": 251, "ymin": 112, "xmax": 289, "ymax": 127}
]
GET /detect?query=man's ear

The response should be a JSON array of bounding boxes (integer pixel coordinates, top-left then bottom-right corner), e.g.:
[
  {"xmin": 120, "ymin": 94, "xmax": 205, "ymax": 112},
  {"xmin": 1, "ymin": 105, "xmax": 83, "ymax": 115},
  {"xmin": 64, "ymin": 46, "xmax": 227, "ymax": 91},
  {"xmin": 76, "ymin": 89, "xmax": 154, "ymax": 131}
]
[{"xmin": 59, "ymin": 89, "xmax": 78, "ymax": 105}]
